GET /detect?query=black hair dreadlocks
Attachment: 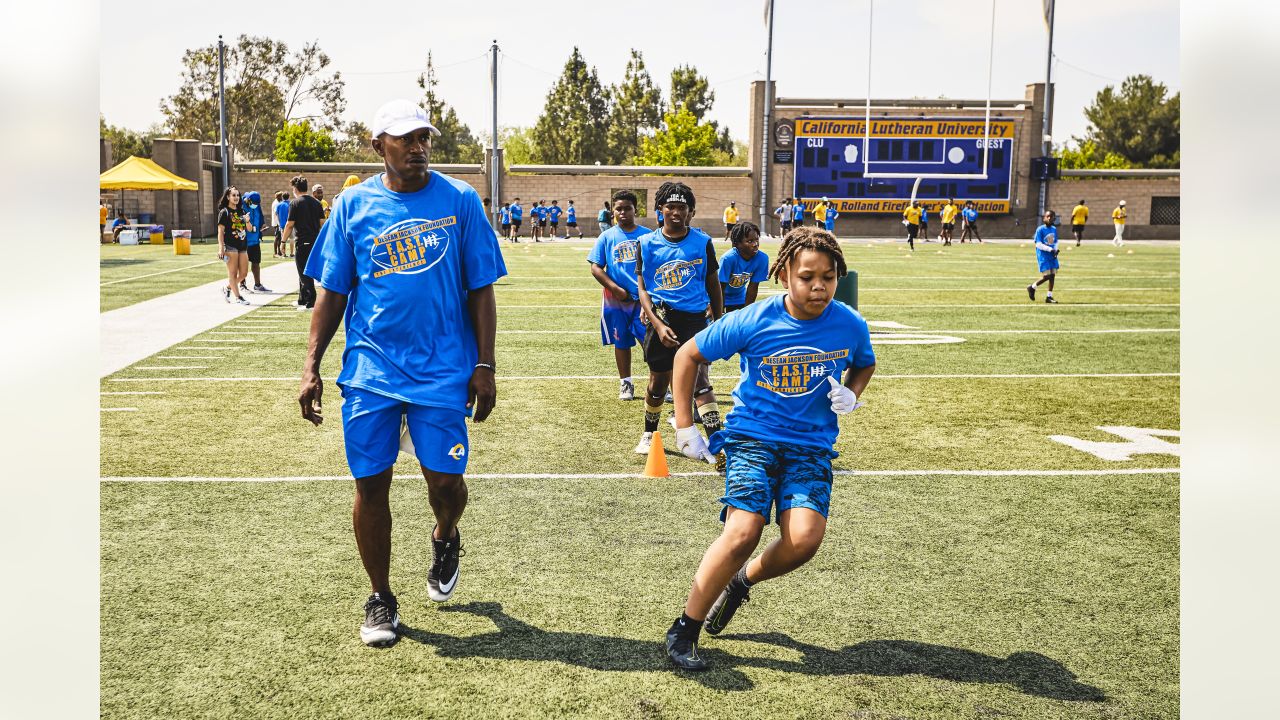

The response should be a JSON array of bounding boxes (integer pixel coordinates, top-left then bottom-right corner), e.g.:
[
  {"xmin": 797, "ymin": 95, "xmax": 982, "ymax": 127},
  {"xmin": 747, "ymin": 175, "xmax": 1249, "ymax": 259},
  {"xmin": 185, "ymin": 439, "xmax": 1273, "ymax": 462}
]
[
  {"xmin": 768, "ymin": 226, "xmax": 848, "ymax": 281},
  {"xmin": 654, "ymin": 181, "xmax": 696, "ymax": 212},
  {"xmin": 729, "ymin": 220, "xmax": 760, "ymax": 246}
]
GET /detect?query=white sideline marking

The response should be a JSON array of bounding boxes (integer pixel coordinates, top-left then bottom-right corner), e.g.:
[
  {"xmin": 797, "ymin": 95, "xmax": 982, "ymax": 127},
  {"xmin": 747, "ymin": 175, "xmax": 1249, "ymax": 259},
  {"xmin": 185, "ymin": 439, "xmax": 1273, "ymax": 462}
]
[
  {"xmin": 918, "ymin": 328, "xmax": 1179, "ymax": 335},
  {"xmin": 155, "ymin": 355, "xmax": 226, "ymax": 359},
  {"xmin": 100, "ymin": 260, "xmax": 221, "ymax": 286},
  {"xmin": 101, "ymin": 467, "xmax": 1181, "ymax": 482},
  {"xmin": 190, "ymin": 338, "xmax": 256, "ymax": 343},
  {"xmin": 133, "ymin": 366, "xmax": 209, "ymax": 370},
  {"xmin": 100, "ymin": 391, "xmax": 165, "ymax": 395},
  {"xmin": 106, "ymin": 372, "xmax": 1180, "ymax": 383},
  {"xmin": 101, "ymin": 408, "xmax": 138, "ymax": 412}
]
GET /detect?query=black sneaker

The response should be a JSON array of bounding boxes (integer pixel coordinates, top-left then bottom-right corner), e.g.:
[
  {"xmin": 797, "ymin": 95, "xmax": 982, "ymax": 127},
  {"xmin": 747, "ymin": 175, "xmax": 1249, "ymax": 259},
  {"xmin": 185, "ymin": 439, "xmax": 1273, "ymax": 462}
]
[
  {"xmin": 704, "ymin": 578, "xmax": 751, "ymax": 635},
  {"xmin": 428, "ymin": 528, "xmax": 463, "ymax": 602},
  {"xmin": 665, "ymin": 626, "xmax": 709, "ymax": 671},
  {"xmin": 360, "ymin": 592, "xmax": 400, "ymax": 647},
  {"xmin": 1027, "ymin": 285, "xmax": 1036, "ymax": 301},
  {"xmin": 1045, "ymin": 296, "xmax": 1058, "ymax": 304}
]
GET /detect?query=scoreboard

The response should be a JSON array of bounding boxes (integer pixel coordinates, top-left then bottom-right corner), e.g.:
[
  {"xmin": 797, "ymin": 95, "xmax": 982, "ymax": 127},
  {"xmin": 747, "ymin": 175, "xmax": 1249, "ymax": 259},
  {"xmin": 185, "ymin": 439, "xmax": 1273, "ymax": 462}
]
[{"xmin": 792, "ymin": 117, "xmax": 1017, "ymax": 213}]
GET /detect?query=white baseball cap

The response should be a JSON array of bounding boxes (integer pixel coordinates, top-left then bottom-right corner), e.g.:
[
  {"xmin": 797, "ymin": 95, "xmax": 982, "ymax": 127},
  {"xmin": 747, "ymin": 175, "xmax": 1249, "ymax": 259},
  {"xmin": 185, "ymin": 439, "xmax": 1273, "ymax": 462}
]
[
  {"xmin": 1119, "ymin": 200, "xmax": 1126, "ymax": 206},
  {"xmin": 822, "ymin": 196, "xmax": 829, "ymax": 202},
  {"xmin": 370, "ymin": 99, "xmax": 441, "ymax": 139}
]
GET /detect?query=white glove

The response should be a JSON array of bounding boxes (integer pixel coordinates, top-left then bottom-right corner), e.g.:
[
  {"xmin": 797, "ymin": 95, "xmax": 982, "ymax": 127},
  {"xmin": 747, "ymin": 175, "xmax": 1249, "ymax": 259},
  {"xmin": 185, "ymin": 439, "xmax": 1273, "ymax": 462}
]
[
  {"xmin": 826, "ymin": 376, "xmax": 862, "ymax": 415},
  {"xmin": 676, "ymin": 425, "xmax": 716, "ymax": 464}
]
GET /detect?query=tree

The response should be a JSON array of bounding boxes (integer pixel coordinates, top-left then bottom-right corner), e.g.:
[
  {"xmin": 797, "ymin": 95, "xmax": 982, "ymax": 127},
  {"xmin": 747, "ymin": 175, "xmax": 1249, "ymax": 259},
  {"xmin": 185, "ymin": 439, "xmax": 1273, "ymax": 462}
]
[
  {"xmin": 1055, "ymin": 139, "xmax": 1132, "ymax": 170},
  {"xmin": 605, "ymin": 50, "xmax": 664, "ymax": 164},
  {"xmin": 636, "ymin": 106, "xmax": 720, "ymax": 166},
  {"xmin": 416, "ymin": 52, "xmax": 483, "ymax": 163},
  {"xmin": 100, "ymin": 115, "xmax": 164, "ymax": 165},
  {"xmin": 531, "ymin": 48, "xmax": 610, "ymax": 164},
  {"xmin": 333, "ymin": 121, "xmax": 380, "ymax": 163},
  {"xmin": 496, "ymin": 127, "xmax": 537, "ymax": 166},
  {"xmin": 1079, "ymin": 74, "xmax": 1179, "ymax": 168},
  {"xmin": 274, "ymin": 121, "xmax": 336, "ymax": 162},
  {"xmin": 160, "ymin": 35, "xmax": 346, "ymax": 161},
  {"xmin": 669, "ymin": 64, "xmax": 735, "ymax": 156}
]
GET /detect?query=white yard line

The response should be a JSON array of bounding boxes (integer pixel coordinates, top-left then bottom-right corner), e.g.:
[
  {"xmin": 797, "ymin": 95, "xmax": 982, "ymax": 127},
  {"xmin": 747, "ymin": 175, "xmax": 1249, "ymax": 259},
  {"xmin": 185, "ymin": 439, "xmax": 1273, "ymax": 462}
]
[
  {"xmin": 132, "ymin": 366, "xmax": 209, "ymax": 370},
  {"xmin": 101, "ymin": 467, "xmax": 1181, "ymax": 482},
  {"xmin": 188, "ymin": 338, "xmax": 257, "ymax": 343},
  {"xmin": 100, "ymin": 261, "xmax": 220, "ymax": 286},
  {"xmin": 914, "ymin": 328, "xmax": 1179, "ymax": 335},
  {"xmin": 100, "ymin": 408, "xmax": 138, "ymax": 412},
  {"xmin": 100, "ymin": 391, "xmax": 165, "ymax": 395},
  {"xmin": 155, "ymin": 355, "xmax": 227, "ymax": 359},
  {"xmin": 107, "ymin": 371, "xmax": 1180, "ymax": 383}
]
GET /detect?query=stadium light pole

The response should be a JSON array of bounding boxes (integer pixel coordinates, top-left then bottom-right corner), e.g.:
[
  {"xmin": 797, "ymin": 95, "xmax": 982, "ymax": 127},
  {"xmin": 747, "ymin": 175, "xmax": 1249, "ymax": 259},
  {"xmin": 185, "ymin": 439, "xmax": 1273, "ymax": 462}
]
[
  {"xmin": 759, "ymin": 0, "xmax": 776, "ymax": 235},
  {"xmin": 1038, "ymin": 0, "xmax": 1056, "ymax": 216},
  {"xmin": 490, "ymin": 40, "xmax": 500, "ymax": 228},
  {"xmin": 217, "ymin": 35, "xmax": 229, "ymax": 191}
]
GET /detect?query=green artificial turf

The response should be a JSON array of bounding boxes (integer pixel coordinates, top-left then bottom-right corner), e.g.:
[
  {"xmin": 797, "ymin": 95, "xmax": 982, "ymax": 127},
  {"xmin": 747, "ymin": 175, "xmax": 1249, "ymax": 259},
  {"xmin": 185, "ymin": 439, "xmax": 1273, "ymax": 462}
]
[
  {"xmin": 101, "ymin": 239, "xmax": 1180, "ymax": 719},
  {"xmin": 101, "ymin": 242, "xmax": 290, "ymax": 312}
]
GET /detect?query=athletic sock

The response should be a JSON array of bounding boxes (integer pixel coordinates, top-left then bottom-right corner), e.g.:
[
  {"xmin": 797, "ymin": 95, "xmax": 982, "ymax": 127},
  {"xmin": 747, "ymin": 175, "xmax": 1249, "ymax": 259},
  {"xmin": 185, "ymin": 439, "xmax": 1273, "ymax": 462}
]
[
  {"xmin": 671, "ymin": 612, "xmax": 703, "ymax": 640},
  {"xmin": 644, "ymin": 396, "xmax": 663, "ymax": 433},
  {"xmin": 698, "ymin": 401, "xmax": 723, "ymax": 436}
]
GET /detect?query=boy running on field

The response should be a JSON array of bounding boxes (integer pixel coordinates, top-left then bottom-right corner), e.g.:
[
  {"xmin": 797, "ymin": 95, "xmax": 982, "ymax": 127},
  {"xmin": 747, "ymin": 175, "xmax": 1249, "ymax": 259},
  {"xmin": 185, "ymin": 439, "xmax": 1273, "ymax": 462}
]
[
  {"xmin": 719, "ymin": 221, "xmax": 769, "ymax": 313},
  {"xmin": 566, "ymin": 199, "xmax": 582, "ymax": 238},
  {"xmin": 634, "ymin": 181, "xmax": 724, "ymax": 460},
  {"xmin": 665, "ymin": 226, "xmax": 876, "ymax": 670},
  {"xmin": 588, "ymin": 191, "xmax": 649, "ymax": 401},
  {"xmin": 1027, "ymin": 210, "xmax": 1061, "ymax": 303}
]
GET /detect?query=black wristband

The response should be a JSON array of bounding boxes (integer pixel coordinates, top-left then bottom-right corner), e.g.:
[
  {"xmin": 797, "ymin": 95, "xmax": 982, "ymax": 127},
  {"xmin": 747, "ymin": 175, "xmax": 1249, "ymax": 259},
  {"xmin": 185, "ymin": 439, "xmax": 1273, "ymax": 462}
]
[{"xmin": 474, "ymin": 363, "xmax": 496, "ymax": 373}]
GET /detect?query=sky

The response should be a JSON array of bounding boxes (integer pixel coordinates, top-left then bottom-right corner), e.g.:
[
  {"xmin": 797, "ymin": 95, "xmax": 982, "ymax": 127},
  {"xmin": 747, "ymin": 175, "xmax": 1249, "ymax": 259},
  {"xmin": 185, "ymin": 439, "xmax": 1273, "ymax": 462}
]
[{"xmin": 99, "ymin": 0, "xmax": 1179, "ymax": 152}]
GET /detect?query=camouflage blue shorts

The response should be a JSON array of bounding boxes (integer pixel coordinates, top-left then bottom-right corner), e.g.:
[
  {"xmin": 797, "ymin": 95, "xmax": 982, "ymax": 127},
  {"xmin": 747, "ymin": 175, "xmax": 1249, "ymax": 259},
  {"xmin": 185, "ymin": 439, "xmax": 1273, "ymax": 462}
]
[{"xmin": 718, "ymin": 435, "xmax": 836, "ymax": 524}]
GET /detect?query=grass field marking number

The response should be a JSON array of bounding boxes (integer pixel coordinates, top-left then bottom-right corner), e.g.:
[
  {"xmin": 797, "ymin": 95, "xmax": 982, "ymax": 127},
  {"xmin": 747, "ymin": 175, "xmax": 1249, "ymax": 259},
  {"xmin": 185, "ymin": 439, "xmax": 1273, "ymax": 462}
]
[{"xmin": 1049, "ymin": 426, "xmax": 1181, "ymax": 461}]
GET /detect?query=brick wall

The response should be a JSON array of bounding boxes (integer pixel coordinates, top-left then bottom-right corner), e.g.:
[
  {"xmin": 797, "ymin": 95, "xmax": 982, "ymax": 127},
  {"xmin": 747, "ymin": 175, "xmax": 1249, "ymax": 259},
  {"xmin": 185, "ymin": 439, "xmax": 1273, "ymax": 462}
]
[{"xmin": 1046, "ymin": 176, "xmax": 1181, "ymax": 239}]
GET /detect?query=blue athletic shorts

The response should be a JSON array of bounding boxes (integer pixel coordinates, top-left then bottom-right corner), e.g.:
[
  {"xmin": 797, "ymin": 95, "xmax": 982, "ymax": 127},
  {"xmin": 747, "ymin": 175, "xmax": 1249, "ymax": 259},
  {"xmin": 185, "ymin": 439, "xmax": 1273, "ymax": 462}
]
[
  {"xmin": 340, "ymin": 385, "xmax": 470, "ymax": 478},
  {"xmin": 1038, "ymin": 256, "xmax": 1060, "ymax": 273},
  {"xmin": 599, "ymin": 293, "xmax": 646, "ymax": 349},
  {"xmin": 715, "ymin": 435, "xmax": 837, "ymax": 524}
]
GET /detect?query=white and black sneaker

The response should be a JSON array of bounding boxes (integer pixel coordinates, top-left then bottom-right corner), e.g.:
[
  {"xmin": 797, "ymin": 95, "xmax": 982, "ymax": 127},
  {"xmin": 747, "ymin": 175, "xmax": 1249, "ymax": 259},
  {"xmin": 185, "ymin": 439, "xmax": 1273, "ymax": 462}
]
[
  {"xmin": 428, "ymin": 528, "xmax": 463, "ymax": 602},
  {"xmin": 619, "ymin": 378, "xmax": 635, "ymax": 401},
  {"xmin": 360, "ymin": 592, "xmax": 400, "ymax": 647},
  {"xmin": 223, "ymin": 286, "xmax": 231, "ymax": 303}
]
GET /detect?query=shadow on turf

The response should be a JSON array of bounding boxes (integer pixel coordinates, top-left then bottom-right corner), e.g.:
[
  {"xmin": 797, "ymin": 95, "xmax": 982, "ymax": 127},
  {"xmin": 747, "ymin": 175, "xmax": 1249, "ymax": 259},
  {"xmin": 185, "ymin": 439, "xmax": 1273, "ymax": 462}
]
[{"xmin": 398, "ymin": 602, "xmax": 1104, "ymax": 700}]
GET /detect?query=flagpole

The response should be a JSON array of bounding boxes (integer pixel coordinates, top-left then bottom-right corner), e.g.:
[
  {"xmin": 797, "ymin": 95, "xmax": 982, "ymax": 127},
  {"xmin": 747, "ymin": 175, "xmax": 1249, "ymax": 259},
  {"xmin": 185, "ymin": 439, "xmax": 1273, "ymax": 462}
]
[{"xmin": 1038, "ymin": 0, "xmax": 1056, "ymax": 216}]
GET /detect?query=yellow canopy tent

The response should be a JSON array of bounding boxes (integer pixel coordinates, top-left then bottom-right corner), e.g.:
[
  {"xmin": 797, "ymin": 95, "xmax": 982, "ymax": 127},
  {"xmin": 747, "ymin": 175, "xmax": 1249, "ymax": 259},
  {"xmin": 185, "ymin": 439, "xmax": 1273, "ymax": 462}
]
[
  {"xmin": 99, "ymin": 156, "xmax": 198, "ymax": 242},
  {"xmin": 99, "ymin": 156, "xmax": 197, "ymax": 191}
]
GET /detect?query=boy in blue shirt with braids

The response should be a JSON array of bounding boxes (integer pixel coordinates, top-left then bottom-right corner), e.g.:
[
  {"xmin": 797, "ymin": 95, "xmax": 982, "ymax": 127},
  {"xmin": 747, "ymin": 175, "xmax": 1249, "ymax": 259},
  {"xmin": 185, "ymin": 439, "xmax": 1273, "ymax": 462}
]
[
  {"xmin": 1027, "ymin": 210, "xmax": 1061, "ymax": 303},
  {"xmin": 634, "ymin": 181, "xmax": 724, "ymax": 460},
  {"xmin": 665, "ymin": 226, "xmax": 876, "ymax": 671},
  {"xmin": 718, "ymin": 221, "xmax": 769, "ymax": 313}
]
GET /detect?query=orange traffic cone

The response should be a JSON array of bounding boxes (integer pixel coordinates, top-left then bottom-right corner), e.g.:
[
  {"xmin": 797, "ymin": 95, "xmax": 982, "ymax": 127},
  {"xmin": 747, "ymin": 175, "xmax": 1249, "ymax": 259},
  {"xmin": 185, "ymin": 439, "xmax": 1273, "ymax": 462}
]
[{"xmin": 643, "ymin": 431, "xmax": 670, "ymax": 478}]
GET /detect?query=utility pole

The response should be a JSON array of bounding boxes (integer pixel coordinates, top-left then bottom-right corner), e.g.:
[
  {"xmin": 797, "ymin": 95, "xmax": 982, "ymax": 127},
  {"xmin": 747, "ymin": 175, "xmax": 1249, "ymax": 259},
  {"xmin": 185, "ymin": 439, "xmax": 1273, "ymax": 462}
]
[
  {"xmin": 490, "ymin": 40, "xmax": 500, "ymax": 228},
  {"xmin": 217, "ymin": 35, "xmax": 229, "ymax": 191},
  {"xmin": 1038, "ymin": 0, "xmax": 1056, "ymax": 216},
  {"xmin": 759, "ymin": 0, "xmax": 776, "ymax": 235}
]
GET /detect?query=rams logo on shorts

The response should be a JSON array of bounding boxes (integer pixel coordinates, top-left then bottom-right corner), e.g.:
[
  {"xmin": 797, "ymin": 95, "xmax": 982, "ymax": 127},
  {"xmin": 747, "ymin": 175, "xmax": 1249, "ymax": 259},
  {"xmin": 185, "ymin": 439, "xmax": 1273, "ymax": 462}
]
[
  {"xmin": 756, "ymin": 346, "xmax": 850, "ymax": 397},
  {"xmin": 652, "ymin": 258, "xmax": 703, "ymax": 291},
  {"xmin": 371, "ymin": 216, "xmax": 456, "ymax": 279},
  {"xmin": 448, "ymin": 443, "xmax": 466, "ymax": 460}
]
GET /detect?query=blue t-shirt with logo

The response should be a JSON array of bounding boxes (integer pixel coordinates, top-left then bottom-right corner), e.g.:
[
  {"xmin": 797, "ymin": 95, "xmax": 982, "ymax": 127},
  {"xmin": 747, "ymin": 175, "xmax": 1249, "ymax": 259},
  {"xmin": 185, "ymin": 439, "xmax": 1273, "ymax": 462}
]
[
  {"xmin": 548, "ymin": 205, "xmax": 562, "ymax": 222},
  {"xmin": 534, "ymin": 205, "xmax": 547, "ymax": 221},
  {"xmin": 509, "ymin": 203, "xmax": 523, "ymax": 221},
  {"xmin": 639, "ymin": 227, "xmax": 716, "ymax": 313},
  {"xmin": 1034, "ymin": 223, "xmax": 1058, "ymax": 262},
  {"xmin": 588, "ymin": 224, "xmax": 647, "ymax": 300},
  {"xmin": 963, "ymin": 207, "xmax": 978, "ymax": 223},
  {"xmin": 696, "ymin": 294, "xmax": 876, "ymax": 452},
  {"xmin": 500, "ymin": 206, "xmax": 510, "ymax": 224},
  {"xmin": 305, "ymin": 171, "xmax": 508, "ymax": 414},
  {"xmin": 792, "ymin": 203, "xmax": 805, "ymax": 221},
  {"xmin": 823, "ymin": 207, "xmax": 838, "ymax": 231},
  {"xmin": 718, "ymin": 247, "xmax": 770, "ymax": 307},
  {"xmin": 566, "ymin": 205, "xmax": 576, "ymax": 223}
]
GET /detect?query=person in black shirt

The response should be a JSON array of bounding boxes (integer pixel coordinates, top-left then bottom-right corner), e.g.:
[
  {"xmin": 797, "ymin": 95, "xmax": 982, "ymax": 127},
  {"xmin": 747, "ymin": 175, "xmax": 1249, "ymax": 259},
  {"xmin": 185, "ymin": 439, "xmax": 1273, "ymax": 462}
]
[
  {"xmin": 279, "ymin": 175, "xmax": 325, "ymax": 310},
  {"xmin": 217, "ymin": 186, "xmax": 253, "ymax": 305}
]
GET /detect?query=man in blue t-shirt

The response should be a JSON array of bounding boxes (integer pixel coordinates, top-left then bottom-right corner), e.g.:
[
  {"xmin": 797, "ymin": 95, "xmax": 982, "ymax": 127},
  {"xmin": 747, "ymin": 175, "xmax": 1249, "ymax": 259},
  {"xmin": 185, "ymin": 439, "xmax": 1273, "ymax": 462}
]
[
  {"xmin": 547, "ymin": 200, "xmax": 563, "ymax": 239},
  {"xmin": 634, "ymin": 181, "xmax": 723, "ymax": 459},
  {"xmin": 588, "ymin": 190, "xmax": 649, "ymax": 401},
  {"xmin": 960, "ymin": 201, "xmax": 982, "ymax": 243},
  {"xmin": 566, "ymin": 199, "xmax": 582, "ymax": 238},
  {"xmin": 663, "ymin": 226, "xmax": 876, "ymax": 671},
  {"xmin": 718, "ymin": 221, "xmax": 770, "ymax": 312},
  {"xmin": 1027, "ymin": 210, "xmax": 1061, "ymax": 303},
  {"xmin": 299, "ymin": 99, "xmax": 508, "ymax": 648}
]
